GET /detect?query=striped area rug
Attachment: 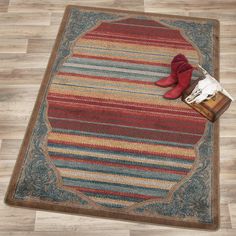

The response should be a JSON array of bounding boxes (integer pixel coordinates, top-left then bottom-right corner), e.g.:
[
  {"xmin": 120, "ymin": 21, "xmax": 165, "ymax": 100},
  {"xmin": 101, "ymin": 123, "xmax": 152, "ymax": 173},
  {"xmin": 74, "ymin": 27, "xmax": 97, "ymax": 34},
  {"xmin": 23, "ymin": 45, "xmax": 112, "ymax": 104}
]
[
  {"xmin": 5, "ymin": 6, "xmax": 220, "ymax": 230},
  {"xmin": 47, "ymin": 17, "xmax": 205, "ymax": 209}
]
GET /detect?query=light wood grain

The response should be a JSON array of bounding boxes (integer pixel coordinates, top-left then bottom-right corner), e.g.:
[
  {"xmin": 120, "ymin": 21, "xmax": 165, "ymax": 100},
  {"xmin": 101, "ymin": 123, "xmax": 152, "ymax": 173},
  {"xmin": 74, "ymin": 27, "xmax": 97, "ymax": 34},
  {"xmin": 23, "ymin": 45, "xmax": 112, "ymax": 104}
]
[
  {"xmin": 0, "ymin": 26, "xmax": 58, "ymax": 39},
  {"xmin": 0, "ymin": 0, "xmax": 9, "ymax": 12},
  {"xmin": 0, "ymin": 54, "xmax": 50, "ymax": 69},
  {"xmin": 0, "ymin": 139, "xmax": 22, "ymax": 160},
  {"xmin": 0, "ymin": 12, "xmax": 51, "ymax": 25},
  {"xmin": 0, "ymin": 231, "xmax": 130, "ymax": 236},
  {"xmin": 229, "ymin": 203, "xmax": 236, "ymax": 228},
  {"xmin": 34, "ymin": 211, "xmax": 160, "ymax": 232},
  {"xmin": 0, "ymin": 0, "xmax": 236, "ymax": 235},
  {"xmin": 0, "ymin": 39, "xmax": 27, "ymax": 53},
  {"xmin": 8, "ymin": 0, "xmax": 144, "ymax": 12},
  {"xmin": 27, "ymin": 39, "xmax": 54, "ymax": 53}
]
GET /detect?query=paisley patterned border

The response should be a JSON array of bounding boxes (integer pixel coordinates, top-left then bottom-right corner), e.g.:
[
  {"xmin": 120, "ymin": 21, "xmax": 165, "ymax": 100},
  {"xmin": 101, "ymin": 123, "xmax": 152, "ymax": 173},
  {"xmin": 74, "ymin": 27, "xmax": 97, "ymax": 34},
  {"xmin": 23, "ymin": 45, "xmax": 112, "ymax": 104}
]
[{"xmin": 5, "ymin": 6, "xmax": 219, "ymax": 230}]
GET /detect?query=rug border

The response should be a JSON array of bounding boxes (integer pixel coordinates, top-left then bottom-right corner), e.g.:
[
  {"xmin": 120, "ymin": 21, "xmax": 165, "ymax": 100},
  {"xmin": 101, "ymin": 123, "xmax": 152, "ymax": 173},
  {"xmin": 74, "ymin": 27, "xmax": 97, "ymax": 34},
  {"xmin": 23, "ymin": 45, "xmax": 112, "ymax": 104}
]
[{"xmin": 4, "ymin": 5, "xmax": 220, "ymax": 230}]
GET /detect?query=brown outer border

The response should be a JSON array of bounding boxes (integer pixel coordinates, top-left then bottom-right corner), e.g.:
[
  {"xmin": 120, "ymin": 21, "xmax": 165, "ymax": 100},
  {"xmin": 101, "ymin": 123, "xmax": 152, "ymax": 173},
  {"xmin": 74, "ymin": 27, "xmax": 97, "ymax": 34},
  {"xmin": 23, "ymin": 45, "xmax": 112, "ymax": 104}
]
[{"xmin": 4, "ymin": 5, "xmax": 220, "ymax": 230}]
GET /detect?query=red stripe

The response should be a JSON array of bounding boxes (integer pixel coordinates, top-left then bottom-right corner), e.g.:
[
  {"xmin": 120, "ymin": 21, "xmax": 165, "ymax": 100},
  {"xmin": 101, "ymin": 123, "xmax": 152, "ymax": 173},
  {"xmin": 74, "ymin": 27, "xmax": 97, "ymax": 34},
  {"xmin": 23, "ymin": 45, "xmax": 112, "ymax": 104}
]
[
  {"xmin": 85, "ymin": 31, "xmax": 193, "ymax": 47},
  {"xmin": 48, "ymin": 100, "xmax": 204, "ymax": 123},
  {"xmin": 47, "ymin": 101, "xmax": 206, "ymax": 134},
  {"xmin": 48, "ymin": 91, "xmax": 200, "ymax": 114},
  {"xmin": 92, "ymin": 22, "xmax": 185, "ymax": 41},
  {"xmin": 66, "ymin": 185, "xmax": 161, "ymax": 200},
  {"xmin": 83, "ymin": 35, "xmax": 194, "ymax": 50},
  {"xmin": 50, "ymin": 155, "xmax": 188, "ymax": 175},
  {"xmin": 48, "ymin": 139, "xmax": 195, "ymax": 161},
  {"xmin": 57, "ymin": 71, "xmax": 154, "ymax": 85},
  {"xmin": 72, "ymin": 54, "xmax": 170, "ymax": 67},
  {"xmin": 47, "ymin": 106, "xmax": 205, "ymax": 135},
  {"xmin": 47, "ymin": 95, "xmax": 205, "ymax": 119},
  {"xmin": 49, "ymin": 119, "xmax": 200, "ymax": 145}
]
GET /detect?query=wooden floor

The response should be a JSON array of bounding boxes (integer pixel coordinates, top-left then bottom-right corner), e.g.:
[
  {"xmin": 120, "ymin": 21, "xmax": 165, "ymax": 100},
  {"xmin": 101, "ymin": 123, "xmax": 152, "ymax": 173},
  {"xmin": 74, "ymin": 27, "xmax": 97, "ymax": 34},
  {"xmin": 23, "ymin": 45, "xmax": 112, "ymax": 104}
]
[{"xmin": 0, "ymin": 0, "xmax": 236, "ymax": 235}]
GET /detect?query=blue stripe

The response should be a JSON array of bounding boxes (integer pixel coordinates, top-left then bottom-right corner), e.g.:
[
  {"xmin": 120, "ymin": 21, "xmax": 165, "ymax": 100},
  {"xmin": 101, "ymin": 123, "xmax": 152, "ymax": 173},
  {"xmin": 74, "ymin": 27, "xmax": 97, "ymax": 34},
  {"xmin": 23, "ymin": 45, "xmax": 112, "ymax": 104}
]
[
  {"xmin": 50, "ymin": 150, "xmax": 190, "ymax": 173},
  {"xmin": 60, "ymin": 66, "xmax": 162, "ymax": 82},
  {"xmin": 52, "ymin": 159, "xmax": 184, "ymax": 181},
  {"xmin": 62, "ymin": 177, "xmax": 168, "ymax": 197},
  {"xmin": 48, "ymin": 142, "xmax": 194, "ymax": 164},
  {"xmin": 98, "ymin": 202, "xmax": 125, "ymax": 208},
  {"xmin": 75, "ymin": 45, "xmax": 198, "ymax": 61},
  {"xmin": 67, "ymin": 56, "xmax": 170, "ymax": 73}
]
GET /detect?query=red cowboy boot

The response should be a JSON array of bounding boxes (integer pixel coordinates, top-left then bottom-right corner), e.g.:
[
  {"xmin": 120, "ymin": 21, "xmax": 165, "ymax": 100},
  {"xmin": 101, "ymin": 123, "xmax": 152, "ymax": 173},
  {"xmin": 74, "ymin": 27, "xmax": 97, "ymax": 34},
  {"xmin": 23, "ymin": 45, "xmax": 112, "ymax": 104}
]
[
  {"xmin": 155, "ymin": 54, "xmax": 188, "ymax": 87},
  {"xmin": 163, "ymin": 63, "xmax": 194, "ymax": 99}
]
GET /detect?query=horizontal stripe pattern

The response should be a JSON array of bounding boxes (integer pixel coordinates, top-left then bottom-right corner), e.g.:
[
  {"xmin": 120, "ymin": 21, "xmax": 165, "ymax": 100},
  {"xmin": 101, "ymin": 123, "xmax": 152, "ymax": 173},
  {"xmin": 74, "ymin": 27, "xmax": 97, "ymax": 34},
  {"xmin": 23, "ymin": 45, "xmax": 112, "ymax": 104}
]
[
  {"xmin": 46, "ymin": 17, "xmax": 206, "ymax": 208},
  {"xmin": 48, "ymin": 146, "xmax": 194, "ymax": 168}
]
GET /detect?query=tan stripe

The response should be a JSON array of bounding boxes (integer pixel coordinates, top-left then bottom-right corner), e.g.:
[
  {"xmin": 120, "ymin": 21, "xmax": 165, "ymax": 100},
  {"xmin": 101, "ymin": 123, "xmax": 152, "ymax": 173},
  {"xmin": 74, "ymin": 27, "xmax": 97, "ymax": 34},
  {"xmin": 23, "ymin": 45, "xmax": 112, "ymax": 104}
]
[
  {"xmin": 54, "ymin": 74, "xmax": 166, "ymax": 95},
  {"xmin": 56, "ymin": 73, "xmax": 160, "ymax": 89},
  {"xmin": 48, "ymin": 132, "xmax": 195, "ymax": 157},
  {"xmin": 64, "ymin": 62, "xmax": 167, "ymax": 77},
  {"xmin": 49, "ymin": 84, "xmax": 190, "ymax": 109},
  {"xmin": 48, "ymin": 146, "xmax": 193, "ymax": 169},
  {"xmin": 89, "ymin": 196, "xmax": 133, "ymax": 206},
  {"xmin": 76, "ymin": 38, "xmax": 198, "ymax": 60},
  {"xmin": 73, "ymin": 47, "xmax": 198, "ymax": 66},
  {"xmin": 59, "ymin": 168, "xmax": 177, "ymax": 190}
]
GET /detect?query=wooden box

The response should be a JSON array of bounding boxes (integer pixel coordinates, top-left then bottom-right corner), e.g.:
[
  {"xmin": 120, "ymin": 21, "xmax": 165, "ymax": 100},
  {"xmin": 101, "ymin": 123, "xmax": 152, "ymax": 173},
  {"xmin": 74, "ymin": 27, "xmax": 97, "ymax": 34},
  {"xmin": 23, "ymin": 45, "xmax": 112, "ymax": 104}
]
[{"xmin": 182, "ymin": 79, "xmax": 231, "ymax": 122}]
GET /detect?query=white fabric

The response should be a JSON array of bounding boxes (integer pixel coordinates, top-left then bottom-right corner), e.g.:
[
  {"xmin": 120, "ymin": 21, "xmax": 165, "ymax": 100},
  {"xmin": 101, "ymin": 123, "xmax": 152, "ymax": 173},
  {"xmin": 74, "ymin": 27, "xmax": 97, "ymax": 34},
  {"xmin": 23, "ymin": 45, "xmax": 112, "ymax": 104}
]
[{"xmin": 185, "ymin": 65, "xmax": 234, "ymax": 104}]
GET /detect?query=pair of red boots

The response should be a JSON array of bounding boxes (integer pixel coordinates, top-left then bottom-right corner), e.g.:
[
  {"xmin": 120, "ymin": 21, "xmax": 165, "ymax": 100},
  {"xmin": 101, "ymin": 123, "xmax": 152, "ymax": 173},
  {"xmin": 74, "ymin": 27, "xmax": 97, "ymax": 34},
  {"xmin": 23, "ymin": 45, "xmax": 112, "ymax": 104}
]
[{"xmin": 155, "ymin": 54, "xmax": 194, "ymax": 99}]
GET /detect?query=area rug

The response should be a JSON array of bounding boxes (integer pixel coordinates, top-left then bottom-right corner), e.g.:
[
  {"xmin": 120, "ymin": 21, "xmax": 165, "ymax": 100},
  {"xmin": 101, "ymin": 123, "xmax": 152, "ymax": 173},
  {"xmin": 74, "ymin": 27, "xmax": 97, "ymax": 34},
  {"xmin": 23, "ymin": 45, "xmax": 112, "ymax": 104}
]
[{"xmin": 5, "ymin": 5, "xmax": 220, "ymax": 230}]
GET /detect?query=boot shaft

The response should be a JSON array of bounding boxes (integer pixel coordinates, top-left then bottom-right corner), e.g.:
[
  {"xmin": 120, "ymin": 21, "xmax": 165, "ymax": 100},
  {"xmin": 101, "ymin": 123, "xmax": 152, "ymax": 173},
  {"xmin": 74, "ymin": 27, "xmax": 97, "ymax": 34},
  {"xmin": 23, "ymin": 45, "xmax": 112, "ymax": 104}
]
[
  {"xmin": 170, "ymin": 54, "xmax": 188, "ymax": 76},
  {"xmin": 177, "ymin": 64, "xmax": 194, "ymax": 89}
]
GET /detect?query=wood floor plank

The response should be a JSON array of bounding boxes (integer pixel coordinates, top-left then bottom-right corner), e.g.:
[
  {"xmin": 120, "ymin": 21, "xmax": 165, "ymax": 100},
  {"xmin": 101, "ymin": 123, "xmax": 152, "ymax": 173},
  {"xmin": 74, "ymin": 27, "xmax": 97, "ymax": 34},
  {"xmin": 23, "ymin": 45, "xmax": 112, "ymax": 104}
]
[
  {"xmin": 50, "ymin": 12, "xmax": 64, "ymax": 25},
  {"xmin": 0, "ymin": 39, "xmax": 27, "ymax": 53},
  {"xmin": 0, "ymin": 0, "xmax": 9, "ymax": 12},
  {"xmin": 0, "ymin": 139, "xmax": 22, "ymax": 160},
  {"xmin": 0, "ymin": 26, "xmax": 58, "ymax": 39},
  {"xmin": 0, "ymin": 159, "xmax": 36, "ymax": 231},
  {"xmin": 220, "ymin": 173, "xmax": 236, "ymax": 204},
  {"xmin": 221, "ymin": 38, "xmax": 236, "ymax": 54},
  {"xmin": 0, "ymin": 160, "xmax": 15, "ymax": 182},
  {"xmin": 0, "ymin": 12, "xmax": 51, "ymax": 25},
  {"xmin": 0, "ymin": 53, "xmax": 50, "ymax": 69},
  {"xmin": 0, "ymin": 204, "xmax": 36, "ymax": 232},
  {"xmin": 0, "ymin": 101, "xmax": 34, "ymax": 126},
  {"xmin": 189, "ymin": 11, "xmax": 236, "ymax": 25},
  {"xmin": 0, "ymin": 231, "xmax": 130, "ymax": 236},
  {"xmin": 0, "ymin": 124, "xmax": 27, "ymax": 139},
  {"xmin": 144, "ymin": 0, "xmax": 236, "ymax": 11},
  {"xmin": 229, "ymin": 203, "xmax": 236, "ymax": 228},
  {"xmin": 220, "ymin": 71, "xmax": 236, "ymax": 84},
  {"xmin": 0, "ymin": 68, "xmax": 45, "ymax": 85},
  {"xmin": 220, "ymin": 118, "xmax": 236, "ymax": 137},
  {"xmin": 220, "ymin": 137, "xmax": 236, "ymax": 159},
  {"xmin": 34, "ymin": 211, "xmax": 159, "ymax": 231},
  {"xmin": 27, "ymin": 39, "xmax": 54, "ymax": 53},
  {"xmin": 220, "ymin": 25, "xmax": 236, "ymax": 38},
  {"xmin": 0, "ymin": 85, "xmax": 39, "ymax": 102},
  {"xmin": 8, "ymin": 0, "xmax": 144, "ymax": 12},
  {"xmin": 220, "ymin": 53, "xmax": 236, "ymax": 72},
  {"xmin": 221, "ymin": 204, "xmax": 232, "ymax": 229}
]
